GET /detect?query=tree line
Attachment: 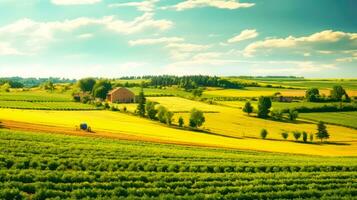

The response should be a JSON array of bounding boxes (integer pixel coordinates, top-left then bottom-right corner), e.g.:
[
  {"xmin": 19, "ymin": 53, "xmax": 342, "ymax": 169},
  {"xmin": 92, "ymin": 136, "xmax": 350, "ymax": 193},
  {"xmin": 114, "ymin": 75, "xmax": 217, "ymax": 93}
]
[
  {"xmin": 150, "ymin": 75, "xmax": 244, "ymax": 90},
  {"xmin": 305, "ymin": 85, "xmax": 351, "ymax": 102}
]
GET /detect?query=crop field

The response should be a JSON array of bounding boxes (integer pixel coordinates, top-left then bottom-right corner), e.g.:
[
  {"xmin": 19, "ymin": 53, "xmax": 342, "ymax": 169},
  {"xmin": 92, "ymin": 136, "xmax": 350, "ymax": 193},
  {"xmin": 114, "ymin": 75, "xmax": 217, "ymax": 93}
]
[
  {"xmin": 0, "ymin": 129, "xmax": 356, "ymax": 199},
  {"xmin": 0, "ymin": 100, "xmax": 99, "ymax": 110},
  {"xmin": 146, "ymin": 97, "xmax": 220, "ymax": 112},
  {"xmin": 216, "ymin": 100, "xmax": 350, "ymax": 110},
  {"xmin": 203, "ymin": 87, "xmax": 357, "ymax": 98},
  {"xmin": 0, "ymin": 90, "xmax": 73, "ymax": 102},
  {"xmin": 129, "ymin": 87, "xmax": 192, "ymax": 97},
  {"xmin": 203, "ymin": 87, "xmax": 310, "ymax": 97},
  {"xmin": 253, "ymin": 79, "xmax": 357, "ymax": 90},
  {"xmin": 300, "ymin": 112, "xmax": 357, "ymax": 129},
  {"xmin": 1, "ymin": 97, "xmax": 357, "ymax": 156}
]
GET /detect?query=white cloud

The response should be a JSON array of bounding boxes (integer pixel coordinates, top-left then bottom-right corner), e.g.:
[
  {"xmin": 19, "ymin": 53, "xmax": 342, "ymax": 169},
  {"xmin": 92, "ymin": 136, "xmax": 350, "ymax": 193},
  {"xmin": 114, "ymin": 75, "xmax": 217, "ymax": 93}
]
[
  {"xmin": 244, "ymin": 30, "xmax": 357, "ymax": 57},
  {"xmin": 163, "ymin": 0, "xmax": 254, "ymax": 11},
  {"xmin": 51, "ymin": 0, "xmax": 101, "ymax": 5},
  {"xmin": 109, "ymin": 0, "xmax": 159, "ymax": 12},
  {"xmin": 227, "ymin": 29, "xmax": 258, "ymax": 43},
  {"xmin": 77, "ymin": 33, "xmax": 93, "ymax": 39},
  {"xmin": 165, "ymin": 43, "xmax": 209, "ymax": 52},
  {"xmin": 0, "ymin": 42, "xmax": 23, "ymax": 56},
  {"xmin": 252, "ymin": 62, "xmax": 337, "ymax": 75},
  {"xmin": 0, "ymin": 13, "xmax": 173, "ymax": 54},
  {"xmin": 129, "ymin": 37, "xmax": 184, "ymax": 46},
  {"xmin": 166, "ymin": 42, "xmax": 211, "ymax": 60}
]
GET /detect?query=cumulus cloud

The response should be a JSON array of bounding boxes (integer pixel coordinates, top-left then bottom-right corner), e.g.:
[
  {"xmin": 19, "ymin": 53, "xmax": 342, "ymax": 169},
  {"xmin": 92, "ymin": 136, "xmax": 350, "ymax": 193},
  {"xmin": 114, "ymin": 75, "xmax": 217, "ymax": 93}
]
[
  {"xmin": 227, "ymin": 29, "xmax": 258, "ymax": 43},
  {"xmin": 109, "ymin": 0, "xmax": 159, "ymax": 12},
  {"xmin": 129, "ymin": 37, "xmax": 184, "ymax": 46},
  {"xmin": 51, "ymin": 0, "xmax": 101, "ymax": 5},
  {"xmin": 163, "ymin": 0, "xmax": 254, "ymax": 11},
  {"xmin": 0, "ymin": 42, "xmax": 23, "ymax": 56},
  {"xmin": 244, "ymin": 30, "xmax": 357, "ymax": 57},
  {"xmin": 77, "ymin": 33, "xmax": 93, "ymax": 39},
  {"xmin": 0, "ymin": 13, "xmax": 173, "ymax": 54}
]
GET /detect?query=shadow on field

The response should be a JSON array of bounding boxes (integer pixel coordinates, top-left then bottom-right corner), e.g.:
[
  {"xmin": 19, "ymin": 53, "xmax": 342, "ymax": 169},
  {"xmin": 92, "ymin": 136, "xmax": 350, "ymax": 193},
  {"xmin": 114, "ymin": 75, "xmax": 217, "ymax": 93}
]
[{"xmin": 244, "ymin": 136, "xmax": 351, "ymax": 146}]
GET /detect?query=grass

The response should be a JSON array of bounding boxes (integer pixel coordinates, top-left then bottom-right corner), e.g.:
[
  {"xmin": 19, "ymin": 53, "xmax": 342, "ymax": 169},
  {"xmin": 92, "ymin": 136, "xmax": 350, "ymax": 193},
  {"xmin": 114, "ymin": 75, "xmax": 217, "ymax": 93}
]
[
  {"xmin": 0, "ymin": 90, "xmax": 73, "ymax": 102},
  {"xmin": 0, "ymin": 129, "xmax": 356, "ymax": 199},
  {"xmin": 300, "ymin": 112, "xmax": 357, "ymax": 129}
]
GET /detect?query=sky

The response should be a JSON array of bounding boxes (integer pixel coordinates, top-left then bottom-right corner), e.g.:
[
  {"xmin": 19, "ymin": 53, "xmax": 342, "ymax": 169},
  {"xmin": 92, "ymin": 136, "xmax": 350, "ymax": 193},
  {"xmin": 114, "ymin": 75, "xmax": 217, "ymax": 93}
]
[{"xmin": 0, "ymin": 0, "xmax": 356, "ymax": 78}]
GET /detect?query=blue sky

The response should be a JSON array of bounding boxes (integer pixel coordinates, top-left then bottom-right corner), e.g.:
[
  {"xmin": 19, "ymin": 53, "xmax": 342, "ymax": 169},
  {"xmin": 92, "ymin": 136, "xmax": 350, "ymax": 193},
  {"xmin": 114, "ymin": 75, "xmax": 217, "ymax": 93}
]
[{"xmin": 0, "ymin": 0, "xmax": 356, "ymax": 78}]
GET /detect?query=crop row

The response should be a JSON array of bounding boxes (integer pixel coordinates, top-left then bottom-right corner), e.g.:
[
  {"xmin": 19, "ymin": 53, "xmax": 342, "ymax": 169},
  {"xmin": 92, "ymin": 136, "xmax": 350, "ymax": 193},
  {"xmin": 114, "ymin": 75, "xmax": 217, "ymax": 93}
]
[
  {"xmin": 1, "ymin": 158, "xmax": 356, "ymax": 173},
  {"xmin": 1, "ymin": 185, "xmax": 356, "ymax": 200}
]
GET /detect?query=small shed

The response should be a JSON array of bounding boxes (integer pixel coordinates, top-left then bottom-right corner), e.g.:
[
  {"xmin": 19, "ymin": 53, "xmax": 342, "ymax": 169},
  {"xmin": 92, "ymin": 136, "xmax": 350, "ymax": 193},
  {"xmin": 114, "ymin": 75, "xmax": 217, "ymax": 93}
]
[{"xmin": 107, "ymin": 87, "xmax": 135, "ymax": 103}]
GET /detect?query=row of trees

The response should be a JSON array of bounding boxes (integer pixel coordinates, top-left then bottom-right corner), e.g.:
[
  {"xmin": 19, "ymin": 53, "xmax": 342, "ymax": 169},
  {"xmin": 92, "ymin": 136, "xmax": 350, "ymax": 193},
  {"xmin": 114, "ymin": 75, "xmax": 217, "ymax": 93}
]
[
  {"xmin": 150, "ymin": 75, "xmax": 244, "ymax": 90},
  {"xmin": 243, "ymin": 97, "xmax": 299, "ymax": 121},
  {"xmin": 77, "ymin": 78, "xmax": 112, "ymax": 100},
  {"xmin": 260, "ymin": 121, "xmax": 329, "ymax": 142},
  {"xmin": 136, "ymin": 88, "xmax": 205, "ymax": 128},
  {"xmin": 306, "ymin": 85, "xmax": 350, "ymax": 102}
]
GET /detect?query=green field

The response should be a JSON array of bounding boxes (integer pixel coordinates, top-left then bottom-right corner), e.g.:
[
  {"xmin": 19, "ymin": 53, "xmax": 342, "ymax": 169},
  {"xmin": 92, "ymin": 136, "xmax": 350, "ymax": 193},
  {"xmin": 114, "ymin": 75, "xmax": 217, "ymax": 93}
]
[
  {"xmin": 0, "ymin": 129, "xmax": 356, "ymax": 199},
  {"xmin": 250, "ymin": 79, "xmax": 357, "ymax": 90},
  {"xmin": 300, "ymin": 112, "xmax": 357, "ymax": 129},
  {"xmin": 217, "ymin": 100, "xmax": 350, "ymax": 110},
  {"xmin": 0, "ymin": 90, "xmax": 73, "ymax": 102}
]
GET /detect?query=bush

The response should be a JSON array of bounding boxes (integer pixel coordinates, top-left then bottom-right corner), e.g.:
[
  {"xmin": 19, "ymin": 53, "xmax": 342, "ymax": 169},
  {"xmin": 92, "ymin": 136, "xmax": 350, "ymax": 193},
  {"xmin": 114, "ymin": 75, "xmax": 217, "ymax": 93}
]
[
  {"xmin": 189, "ymin": 108, "xmax": 205, "ymax": 128},
  {"xmin": 293, "ymin": 131, "xmax": 301, "ymax": 141},
  {"xmin": 178, "ymin": 116, "xmax": 184, "ymax": 127},
  {"xmin": 281, "ymin": 132, "xmax": 288, "ymax": 140},
  {"xmin": 288, "ymin": 109, "xmax": 299, "ymax": 121},
  {"xmin": 271, "ymin": 109, "xmax": 283, "ymax": 120},
  {"xmin": 260, "ymin": 129, "xmax": 268, "ymax": 139},
  {"xmin": 302, "ymin": 131, "xmax": 308, "ymax": 143}
]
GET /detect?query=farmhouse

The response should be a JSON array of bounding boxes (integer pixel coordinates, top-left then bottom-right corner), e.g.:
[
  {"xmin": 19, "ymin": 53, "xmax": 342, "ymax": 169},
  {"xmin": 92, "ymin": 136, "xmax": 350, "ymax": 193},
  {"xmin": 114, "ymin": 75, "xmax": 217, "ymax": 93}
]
[{"xmin": 107, "ymin": 87, "xmax": 135, "ymax": 103}]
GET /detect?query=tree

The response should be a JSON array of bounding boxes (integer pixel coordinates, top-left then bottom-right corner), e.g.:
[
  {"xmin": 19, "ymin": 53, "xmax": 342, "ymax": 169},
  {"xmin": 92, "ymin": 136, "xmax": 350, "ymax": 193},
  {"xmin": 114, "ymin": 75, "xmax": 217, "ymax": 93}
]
[
  {"xmin": 42, "ymin": 81, "xmax": 55, "ymax": 91},
  {"xmin": 288, "ymin": 109, "xmax": 299, "ymax": 121},
  {"xmin": 260, "ymin": 129, "xmax": 268, "ymax": 139},
  {"xmin": 78, "ymin": 78, "xmax": 96, "ymax": 92},
  {"xmin": 309, "ymin": 133, "xmax": 314, "ymax": 142},
  {"xmin": 330, "ymin": 85, "xmax": 346, "ymax": 101},
  {"xmin": 302, "ymin": 131, "xmax": 308, "ymax": 143},
  {"xmin": 189, "ymin": 108, "xmax": 205, "ymax": 128},
  {"xmin": 257, "ymin": 96, "xmax": 272, "ymax": 118},
  {"xmin": 306, "ymin": 88, "xmax": 320, "ymax": 102},
  {"xmin": 145, "ymin": 101, "xmax": 158, "ymax": 119},
  {"xmin": 136, "ymin": 87, "xmax": 146, "ymax": 117},
  {"xmin": 293, "ymin": 131, "xmax": 301, "ymax": 141},
  {"xmin": 93, "ymin": 80, "xmax": 112, "ymax": 99},
  {"xmin": 178, "ymin": 116, "xmax": 184, "ymax": 127},
  {"xmin": 316, "ymin": 121, "xmax": 329, "ymax": 142},
  {"xmin": 192, "ymin": 88, "xmax": 203, "ymax": 97},
  {"xmin": 242, "ymin": 101, "xmax": 253, "ymax": 116},
  {"xmin": 165, "ymin": 111, "xmax": 174, "ymax": 125},
  {"xmin": 157, "ymin": 106, "xmax": 168, "ymax": 123},
  {"xmin": 271, "ymin": 109, "xmax": 283, "ymax": 120},
  {"xmin": 281, "ymin": 132, "xmax": 288, "ymax": 140},
  {"xmin": 342, "ymin": 93, "xmax": 351, "ymax": 102},
  {"xmin": 1, "ymin": 82, "xmax": 10, "ymax": 92}
]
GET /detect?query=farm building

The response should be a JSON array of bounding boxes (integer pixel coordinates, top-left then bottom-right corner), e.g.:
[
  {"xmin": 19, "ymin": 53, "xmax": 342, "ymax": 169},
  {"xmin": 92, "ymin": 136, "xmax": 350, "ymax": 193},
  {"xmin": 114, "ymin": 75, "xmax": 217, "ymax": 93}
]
[{"xmin": 107, "ymin": 87, "xmax": 135, "ymax": 103}]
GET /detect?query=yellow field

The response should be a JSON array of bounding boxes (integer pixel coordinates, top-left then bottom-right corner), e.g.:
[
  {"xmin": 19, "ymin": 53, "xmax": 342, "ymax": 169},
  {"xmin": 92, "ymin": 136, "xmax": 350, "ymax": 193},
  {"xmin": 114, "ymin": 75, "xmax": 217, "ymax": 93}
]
[
  {"xmin": 0, "ymin": 108, "xmax": 356, "ymax": 156},
  {"xmin": 204, "ymin": 88, "xmax": 357, "ymax": 97}
]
